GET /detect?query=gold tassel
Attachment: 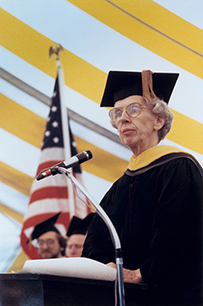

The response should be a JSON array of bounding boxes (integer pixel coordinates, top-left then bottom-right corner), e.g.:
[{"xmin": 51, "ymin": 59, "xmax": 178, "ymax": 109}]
[
  {"xmin": 28, "ymin": 233, "xmax": 33, "ymax": 250},
  {"xmin": 141, "ymin": 70, "xmax": 158, "ymax": 102}
]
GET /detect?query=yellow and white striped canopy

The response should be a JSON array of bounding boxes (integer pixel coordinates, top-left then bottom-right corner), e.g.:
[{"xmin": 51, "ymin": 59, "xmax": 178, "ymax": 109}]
[{"xmin": 0, "ymin": 0, "xmax": 203, "ymax": 272}]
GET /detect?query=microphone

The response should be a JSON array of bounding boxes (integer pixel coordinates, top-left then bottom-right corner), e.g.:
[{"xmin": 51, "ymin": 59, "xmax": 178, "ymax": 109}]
[{"xmin": 36, "ymin": 150, "xmax": 93, "ymax": 181}]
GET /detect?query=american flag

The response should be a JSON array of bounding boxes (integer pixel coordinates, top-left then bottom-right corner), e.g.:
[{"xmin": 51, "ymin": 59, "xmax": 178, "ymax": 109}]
[{"xmin": 20, "ymin": 75, "xmax": 91, "ymax": 259}]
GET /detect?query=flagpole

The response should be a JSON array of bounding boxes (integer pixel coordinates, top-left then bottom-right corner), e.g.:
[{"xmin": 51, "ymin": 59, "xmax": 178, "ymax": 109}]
[{"xmin": 49, "ymin": 44, "xmax": 75, "ymax": 218}]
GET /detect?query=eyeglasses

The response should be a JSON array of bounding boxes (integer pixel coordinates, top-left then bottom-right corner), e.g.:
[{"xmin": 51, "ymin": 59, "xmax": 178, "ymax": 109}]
[
  {"xmin": 109, "ymin": 103, "xmax": 148, "ymax": 124},
  {"xmin": 37, "ymin": 239, "xmax": 55, "ymax": 248}
]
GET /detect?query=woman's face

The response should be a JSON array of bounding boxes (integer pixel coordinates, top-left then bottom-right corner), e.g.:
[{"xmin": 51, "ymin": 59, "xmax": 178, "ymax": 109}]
[{"xmin": 114, "ymin": 95, "xmax": 163, "ymax": 155}]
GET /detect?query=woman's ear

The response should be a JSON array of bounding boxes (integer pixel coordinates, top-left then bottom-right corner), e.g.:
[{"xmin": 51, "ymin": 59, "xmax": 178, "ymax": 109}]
[{"xmin": 154, "ymin": 116, "xmax": 165, "ymax": 131}]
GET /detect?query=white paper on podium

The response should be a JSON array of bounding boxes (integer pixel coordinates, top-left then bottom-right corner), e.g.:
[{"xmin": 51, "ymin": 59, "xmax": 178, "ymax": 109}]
[{"xmin": 18, "ymin": 257, "xmax": 117, "ymax": 281}]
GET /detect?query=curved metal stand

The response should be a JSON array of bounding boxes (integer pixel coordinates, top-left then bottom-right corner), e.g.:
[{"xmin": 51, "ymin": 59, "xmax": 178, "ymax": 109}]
[{"xmin": 57, "ymin": 167, "xmax": 125, "ymax": 306}]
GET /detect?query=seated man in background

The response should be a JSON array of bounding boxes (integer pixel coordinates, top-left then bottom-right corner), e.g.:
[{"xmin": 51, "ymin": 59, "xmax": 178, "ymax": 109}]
[
  {"xmin": 29, "ymin": 212, "xmax": 67, "ymax": 259},
  {"xmin": 66, "ymin": 213, "xmax": 94, "ymax": 257}
]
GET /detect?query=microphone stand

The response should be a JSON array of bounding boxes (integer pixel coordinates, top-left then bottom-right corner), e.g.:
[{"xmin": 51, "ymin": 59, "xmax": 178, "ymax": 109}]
[{"xmin": 57, "ymin": 166, "xmax": 125, "ymax": 306}]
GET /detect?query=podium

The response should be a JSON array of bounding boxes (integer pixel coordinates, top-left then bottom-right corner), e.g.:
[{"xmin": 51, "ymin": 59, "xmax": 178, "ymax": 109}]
[{"xmin": 0, "ymin": 273, "xmax": 149, "ymax": 306}]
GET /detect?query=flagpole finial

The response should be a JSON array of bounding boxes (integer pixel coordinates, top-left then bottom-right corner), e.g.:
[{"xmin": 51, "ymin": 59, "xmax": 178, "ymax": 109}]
[{"xmin": 49, "ymin": 43, "xmax": 64, "ymax": 62}]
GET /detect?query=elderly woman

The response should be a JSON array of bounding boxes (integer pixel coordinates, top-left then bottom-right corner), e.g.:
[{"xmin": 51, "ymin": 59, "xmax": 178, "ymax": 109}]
[{"xmin": 82, "ymin": 70, "xmax": 203, "ymax": 305}]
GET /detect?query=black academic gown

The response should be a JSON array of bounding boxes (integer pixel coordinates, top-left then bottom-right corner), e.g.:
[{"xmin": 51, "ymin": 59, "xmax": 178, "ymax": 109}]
[{"xmin": 82, "ymin": 146, "xmax": 203, "ymax": 305}]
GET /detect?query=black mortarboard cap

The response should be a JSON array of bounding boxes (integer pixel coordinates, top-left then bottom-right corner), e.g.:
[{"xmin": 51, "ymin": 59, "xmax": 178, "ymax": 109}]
[
  {"xmin": 27, "ymin": 212, "xmax": 61, "ymax": 243},
  {"xmin": 67, "ymin": 213, "xmax": 94, "ymax": 237},
  {"xmin": 100, "ymin": 70, "xmax": 179, "ymax": 107}
]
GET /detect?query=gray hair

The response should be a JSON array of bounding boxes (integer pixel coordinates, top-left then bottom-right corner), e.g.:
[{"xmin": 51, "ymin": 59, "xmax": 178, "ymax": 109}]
[
  {"xmin": 110, "ymin": 97, "xmax": 173, "ymax": 142},
  {"xmin": 144, "ymin": 97, "xmax": 173, "ymax": 142}
]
